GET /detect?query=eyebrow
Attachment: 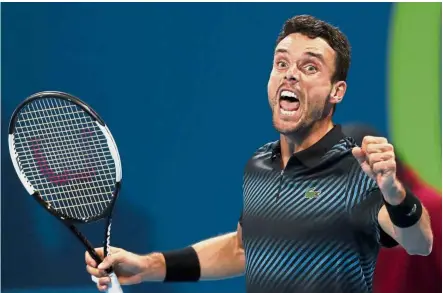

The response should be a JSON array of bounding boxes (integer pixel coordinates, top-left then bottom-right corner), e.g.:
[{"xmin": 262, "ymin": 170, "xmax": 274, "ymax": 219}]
[
  {"xmin": 274, "ymin": 48, "xmax": 325, "ymax": 64},
  {"xmin": 275, "ymin": 48, "xmax": 289, "ymax": 55},
  {"xmin": 304, "ymin": 51, "xmax": 325, "ymax": 63}
]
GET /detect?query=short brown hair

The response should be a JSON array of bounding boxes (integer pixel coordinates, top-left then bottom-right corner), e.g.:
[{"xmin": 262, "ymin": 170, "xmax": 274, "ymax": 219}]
[{"xmin": 276, "ymin": 15, "xmax": 351, "ymax": 82}]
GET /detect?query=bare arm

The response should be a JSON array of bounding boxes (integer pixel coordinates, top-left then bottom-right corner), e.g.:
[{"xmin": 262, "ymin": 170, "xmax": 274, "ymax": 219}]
[
  {"xmin": 192, "ymin": 223, "xmax": 245, "ymax": 279},
  {"xmin": 378, "ymin": 193, "xmax": 433, "ymax": 256},
  {"xmin": 143, "ymin": 223, "xmax": 245, "ymax": 281},
  {"xmin": 352, "ymin": 137, "xmax": 433, "ymax": 256}
]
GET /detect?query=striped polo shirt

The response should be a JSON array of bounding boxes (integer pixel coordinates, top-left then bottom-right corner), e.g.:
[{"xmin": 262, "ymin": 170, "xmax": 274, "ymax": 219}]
[{"xmin": 239, "ymin": 125, "xmax": 396, "ymax": 293}]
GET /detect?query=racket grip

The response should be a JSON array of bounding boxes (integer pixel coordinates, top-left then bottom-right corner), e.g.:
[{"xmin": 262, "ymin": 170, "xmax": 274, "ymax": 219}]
[
  {"xmin": 91, "ymin": 273, "xmax": 123, "ymax": 293},
  {"xmin": 106, "ymin": 273, "xmax": 123, "ymax": 293}
]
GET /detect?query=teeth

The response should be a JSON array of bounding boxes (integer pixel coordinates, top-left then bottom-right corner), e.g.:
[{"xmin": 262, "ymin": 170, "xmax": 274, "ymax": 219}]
[
  {"xmin": 280, "ymin": 90, "xmax": 297, "ymax": 98},
  {"xmin": 280, "ymin": 109, "xmax": 296, "ymax": 116}
]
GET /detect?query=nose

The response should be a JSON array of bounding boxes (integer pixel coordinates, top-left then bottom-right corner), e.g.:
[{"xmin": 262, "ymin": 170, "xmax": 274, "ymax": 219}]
[{"xmin": 284, "ymin": 65, "xmax": 298, "ymax": 83}]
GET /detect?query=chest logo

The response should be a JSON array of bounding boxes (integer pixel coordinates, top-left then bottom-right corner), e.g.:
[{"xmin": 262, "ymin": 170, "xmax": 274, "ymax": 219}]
[{"xmin": 305, "ymin": 187, "xmax": 321, "ymax": 199}]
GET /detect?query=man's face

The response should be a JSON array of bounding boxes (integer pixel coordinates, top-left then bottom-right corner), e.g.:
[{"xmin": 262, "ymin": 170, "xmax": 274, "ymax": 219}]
[{"xmin": 267, "ymin": 33, "xmax": 343, "ymax": 136}]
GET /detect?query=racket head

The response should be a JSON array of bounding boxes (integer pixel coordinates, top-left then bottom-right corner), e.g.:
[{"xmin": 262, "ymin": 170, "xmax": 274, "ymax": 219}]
[{"xmin": 8, "ymin": 91, "xmax": 122, "ymax": 224}]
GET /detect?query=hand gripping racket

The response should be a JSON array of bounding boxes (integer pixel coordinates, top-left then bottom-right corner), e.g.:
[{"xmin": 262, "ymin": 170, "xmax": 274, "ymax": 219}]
[{"xmin": 8, "ymin": 91, "xmax": 123, "ymax": 293}]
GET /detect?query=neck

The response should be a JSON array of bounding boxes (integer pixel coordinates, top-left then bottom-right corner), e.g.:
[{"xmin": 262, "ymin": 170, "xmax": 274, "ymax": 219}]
[{"xmin": 280, "ymin": 119, "xmax": 334, "ymax": 167}]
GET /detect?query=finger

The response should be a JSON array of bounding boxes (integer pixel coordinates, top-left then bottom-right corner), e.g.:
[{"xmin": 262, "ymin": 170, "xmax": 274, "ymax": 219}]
[
  {"xmin": 367, "ymin": 152, "xmax": 395, "ymax": 168},
  {"xmin": 372, "ymin": 160, "xmax": 396, "ymax": 175},
  {"xmin": 97, "ymin": 283, "xmax": 108, "ymax": 292},
  {"xmin": 106, "ymin": 246, "xmax": 120, "ymax": 255},
  {"xmin": 352, "ymin": 147, "xmax": 373, "ymax": 177},
  {"xmin": 86, "ymin": 265, "xmax": 107, "ymax": 278},
  {"xmin": 366, "ymin": 143, "xmax": 394, "ymax": 154},
  {"xmin": 85, "ymin": 248, "xmax": 104, "ymax": 267},
  {"xmin": 352, "ymin": 147, "xmax": 366, "ymax": 164},
  {"xmin": 97, "ymin": 251, "xmax": 123, "ymax": 270},
  {"xmin": 362, "ymin": 136, "xmax": 388, "ymax": 145},
  {"xmin": 98, "ymin": 276, "xmax": 111, "ymax": 286},
  {"xmin": 362, "ymin": 136, "xmax": 388, "ymax": 146}
]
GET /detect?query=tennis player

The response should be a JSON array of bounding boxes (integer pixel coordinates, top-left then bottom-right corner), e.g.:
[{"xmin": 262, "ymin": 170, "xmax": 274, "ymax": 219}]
[{"xmin": 86, "ymin": 15, "xmax": 433, "ymax": 293}]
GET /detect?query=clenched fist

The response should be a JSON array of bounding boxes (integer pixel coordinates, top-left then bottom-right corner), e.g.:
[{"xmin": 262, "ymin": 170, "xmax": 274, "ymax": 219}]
[{"xmin": 352, "ymin": 136, "xmax": 406, "ymax": 205}]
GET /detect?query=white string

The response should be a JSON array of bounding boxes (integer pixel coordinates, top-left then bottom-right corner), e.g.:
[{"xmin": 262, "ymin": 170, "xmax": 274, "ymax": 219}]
[
  {"xmin": 18, "ymin": 152, "xmax": 113, "ymax": 170},
  {"xmin": 43, "ymin": 99, "xmax": 81, "ymax": 216},
  {"xmin": 47, "ymin": 199, "xmax": 112, "ymax": 210},
  {"xmin": 17, "ymin": 104, "xmax": 77, "ymax": 115},
  {"xmin": 13, "ymin": 97, "xmax": 117, "ymax": 220},
  {"xmin": 41, "ymin": 185, "xmax": 115, "ymax": 198},
  {"xmin": 42, "ymin": 98, "xmax": 84, "ymax": 218},
  {"xmin": 71, "ymin": 99, "xmax": 109, "ymax": 217},
  {"xmin": 16, "ymin": 116, "xmax": 94, "ymax": 128},
  {"xmin": 14, "ymin": 131, "xmax": 106, "ymax": 147},
  {"xmin": 34, "ymin": 99, "xmax": 69, "ymax": 214},
  {"xmin": 21, "ymin": 161, "xmax": 115, "ymax": 175},
  {"xmin": 21, "ymin": 101, "xmax": 53, "ymax": 210},
  {"xmin": 17, "ymin": 110, "xmax": 86, "ymax": 123},
  {"xmin": 53, "ymin": 98, "xmax": 93, "ymax": 219},
  {"xmin": 76, "ymin": 109, "xmax": 113, "ymax": 208},
  {"xmin": 40, "ymin": 99, "xmax": 81, "ymax": 217},
  {"xmin": 14, "ymin": 125, "xmax": 99, "ymax": 139},
  {"xmin": 25, "ymin": 175, "xmax": 115, "ymax": 188}
]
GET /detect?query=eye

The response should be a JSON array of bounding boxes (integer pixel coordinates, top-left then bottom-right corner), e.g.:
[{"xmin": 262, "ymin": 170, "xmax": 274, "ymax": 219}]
[
  {"xmin": 304, "ymin": 64, "xmax": 318, "ymax": 73},
  {"xmin": 276, "ymin": 60, "xmax": 288, "ymax": 69}
]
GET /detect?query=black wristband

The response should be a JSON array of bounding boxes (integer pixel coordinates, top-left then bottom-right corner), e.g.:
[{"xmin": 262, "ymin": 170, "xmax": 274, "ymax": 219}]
[
  {"xmin": 162, "ymin": 246, "xmax": 201, "ymax": 282},
  {"xmin": 383, "ymin": 188, "xmax": 423, "ymax": 228}
]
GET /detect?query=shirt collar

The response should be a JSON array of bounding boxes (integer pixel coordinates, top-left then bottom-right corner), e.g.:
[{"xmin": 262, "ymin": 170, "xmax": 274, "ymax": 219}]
[{"xmin": 271, "ymin": 125, "xmax": 347, "ymax": 168}]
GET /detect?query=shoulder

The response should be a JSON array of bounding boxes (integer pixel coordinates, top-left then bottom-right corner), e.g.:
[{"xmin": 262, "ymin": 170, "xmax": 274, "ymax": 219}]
[
  {"xmin": 252, "ymin": 140, "xmax": 278, "ymax": 156},
  {"xmin": 242, "ymin": 140, "xmax": 278, "ymax": 175},
  {"xmin": 246, "ymin": 140, "xmax": 278, "ymax": 163},
  {"xmin": 325, "ymin": 137, "xmax": 379, "ymax": 195}
]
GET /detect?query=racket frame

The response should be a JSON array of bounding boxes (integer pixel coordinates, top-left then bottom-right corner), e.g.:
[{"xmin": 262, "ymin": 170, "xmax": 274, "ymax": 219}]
[{"xmin": 8, "ymin": 90, "xmax": 122, "ymax": 269}]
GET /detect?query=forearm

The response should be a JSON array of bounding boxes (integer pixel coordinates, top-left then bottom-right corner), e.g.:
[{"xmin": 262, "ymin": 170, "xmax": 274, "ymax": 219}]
[
  {"xmin": 381, "ymin": 184, "xmax": 433, "ymax": 255},
  {"xmin": 392, "ymin": 207, "xmax": 433, "ymax": 255},
  {"xmin": 142, "ymin": 232, "xmax": 245, "ymax": 281},
  {"xmin": 192, "ymin": 232, "xmax": 245, "ymax": 280}
]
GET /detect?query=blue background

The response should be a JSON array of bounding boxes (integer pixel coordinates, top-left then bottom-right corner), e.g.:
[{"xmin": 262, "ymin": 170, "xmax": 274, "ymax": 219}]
[{"xmin": 2, "ymin": 3, "xmax": 393, "ymax": 293}]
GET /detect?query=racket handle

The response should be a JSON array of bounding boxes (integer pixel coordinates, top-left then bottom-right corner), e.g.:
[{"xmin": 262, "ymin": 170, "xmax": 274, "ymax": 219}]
[
  {"xmin": 107, "ymin": 273, "xmax": 123, "ymax": 293},
  {"xmin": 91, "ymin": 273, "xmax": 123, "ymax": 293}
]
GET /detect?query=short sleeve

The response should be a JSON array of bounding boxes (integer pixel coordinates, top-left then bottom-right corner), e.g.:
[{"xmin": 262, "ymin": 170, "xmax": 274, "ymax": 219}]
[
  {"xmin": 350, "ymin": 186, "xmax": 399, "ymax": 248},
  {"xmin": 378, "ymin": 222, "xmax": 399, "ymax": 248}
]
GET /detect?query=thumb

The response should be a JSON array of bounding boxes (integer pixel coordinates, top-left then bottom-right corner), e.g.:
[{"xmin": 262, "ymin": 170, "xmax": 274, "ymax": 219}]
[
  {"xmin": 352, "ymin": 146, "xmax": 373, "ymax": 177},
  {"xmin": 352, "ymin": 147, "xmax": 366, "ymax": 165},
  {"xmin": 98, "ymin": 252, "xmax": 123, "ymax": 270}
]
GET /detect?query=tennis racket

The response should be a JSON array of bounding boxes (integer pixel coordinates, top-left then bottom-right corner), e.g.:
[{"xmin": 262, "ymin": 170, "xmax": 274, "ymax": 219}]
[{"xmin": 8, "ymin": 91, "xmax": 123, "ymax": 293}]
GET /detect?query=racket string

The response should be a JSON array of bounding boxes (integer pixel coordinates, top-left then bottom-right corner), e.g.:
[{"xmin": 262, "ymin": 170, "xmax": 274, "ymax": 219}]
[
  {"xmin": 16, "ymin": 146, "xmax": 114, "ymax": 171},
  {"xmin": 14, "ymin": 122, "xmax": 101, "ymax": 140},
  {"xmin": 21, "ymin": 161, "xmax": 115, "ymax": 178},
  {"xmin": 44, "ymin": 188, "xmax": 114, "ymax": 202},
  {"xmin": 17, "ymin": 153, "xmax": 113, "ymax": 176},
  {"xmin": 77, "ymin": 110, "xmax": 116, "ymax": 211},
  {"xmin": 38, "ymin": 98, "xmax": 89, "ymax": 219},
  {"xmin": 15, "ymin": 104, "xmax": 78, "ymax": 116},
  {"xmin": 24, "ymin": 173, "xmax": 115, "ymax": 189},
  {"xmin": 51, "ymin": 98, "xmax": 102, "ymax": 219},
  {"xmin": 17, "ymin": 115, "xmax": 95, "ymax": 128},
  {"xmin": 21, "ymin": 99, "xmax": 70, "ymax": 215},
  {"xmin": 13, "ymin": 97, "xmax": 117, "ymax": 221}
]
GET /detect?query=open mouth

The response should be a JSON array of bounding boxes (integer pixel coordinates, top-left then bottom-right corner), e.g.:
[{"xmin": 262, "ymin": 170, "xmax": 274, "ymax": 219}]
[{"xmin": 279, "ymin": 90, "xmax": 300, "ymax": 116}]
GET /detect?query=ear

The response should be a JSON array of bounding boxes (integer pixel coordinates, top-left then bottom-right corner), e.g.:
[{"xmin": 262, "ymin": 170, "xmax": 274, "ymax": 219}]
[{"xmin": 329, "ymin": 81, "xmax": 347, "ymax": 105}]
